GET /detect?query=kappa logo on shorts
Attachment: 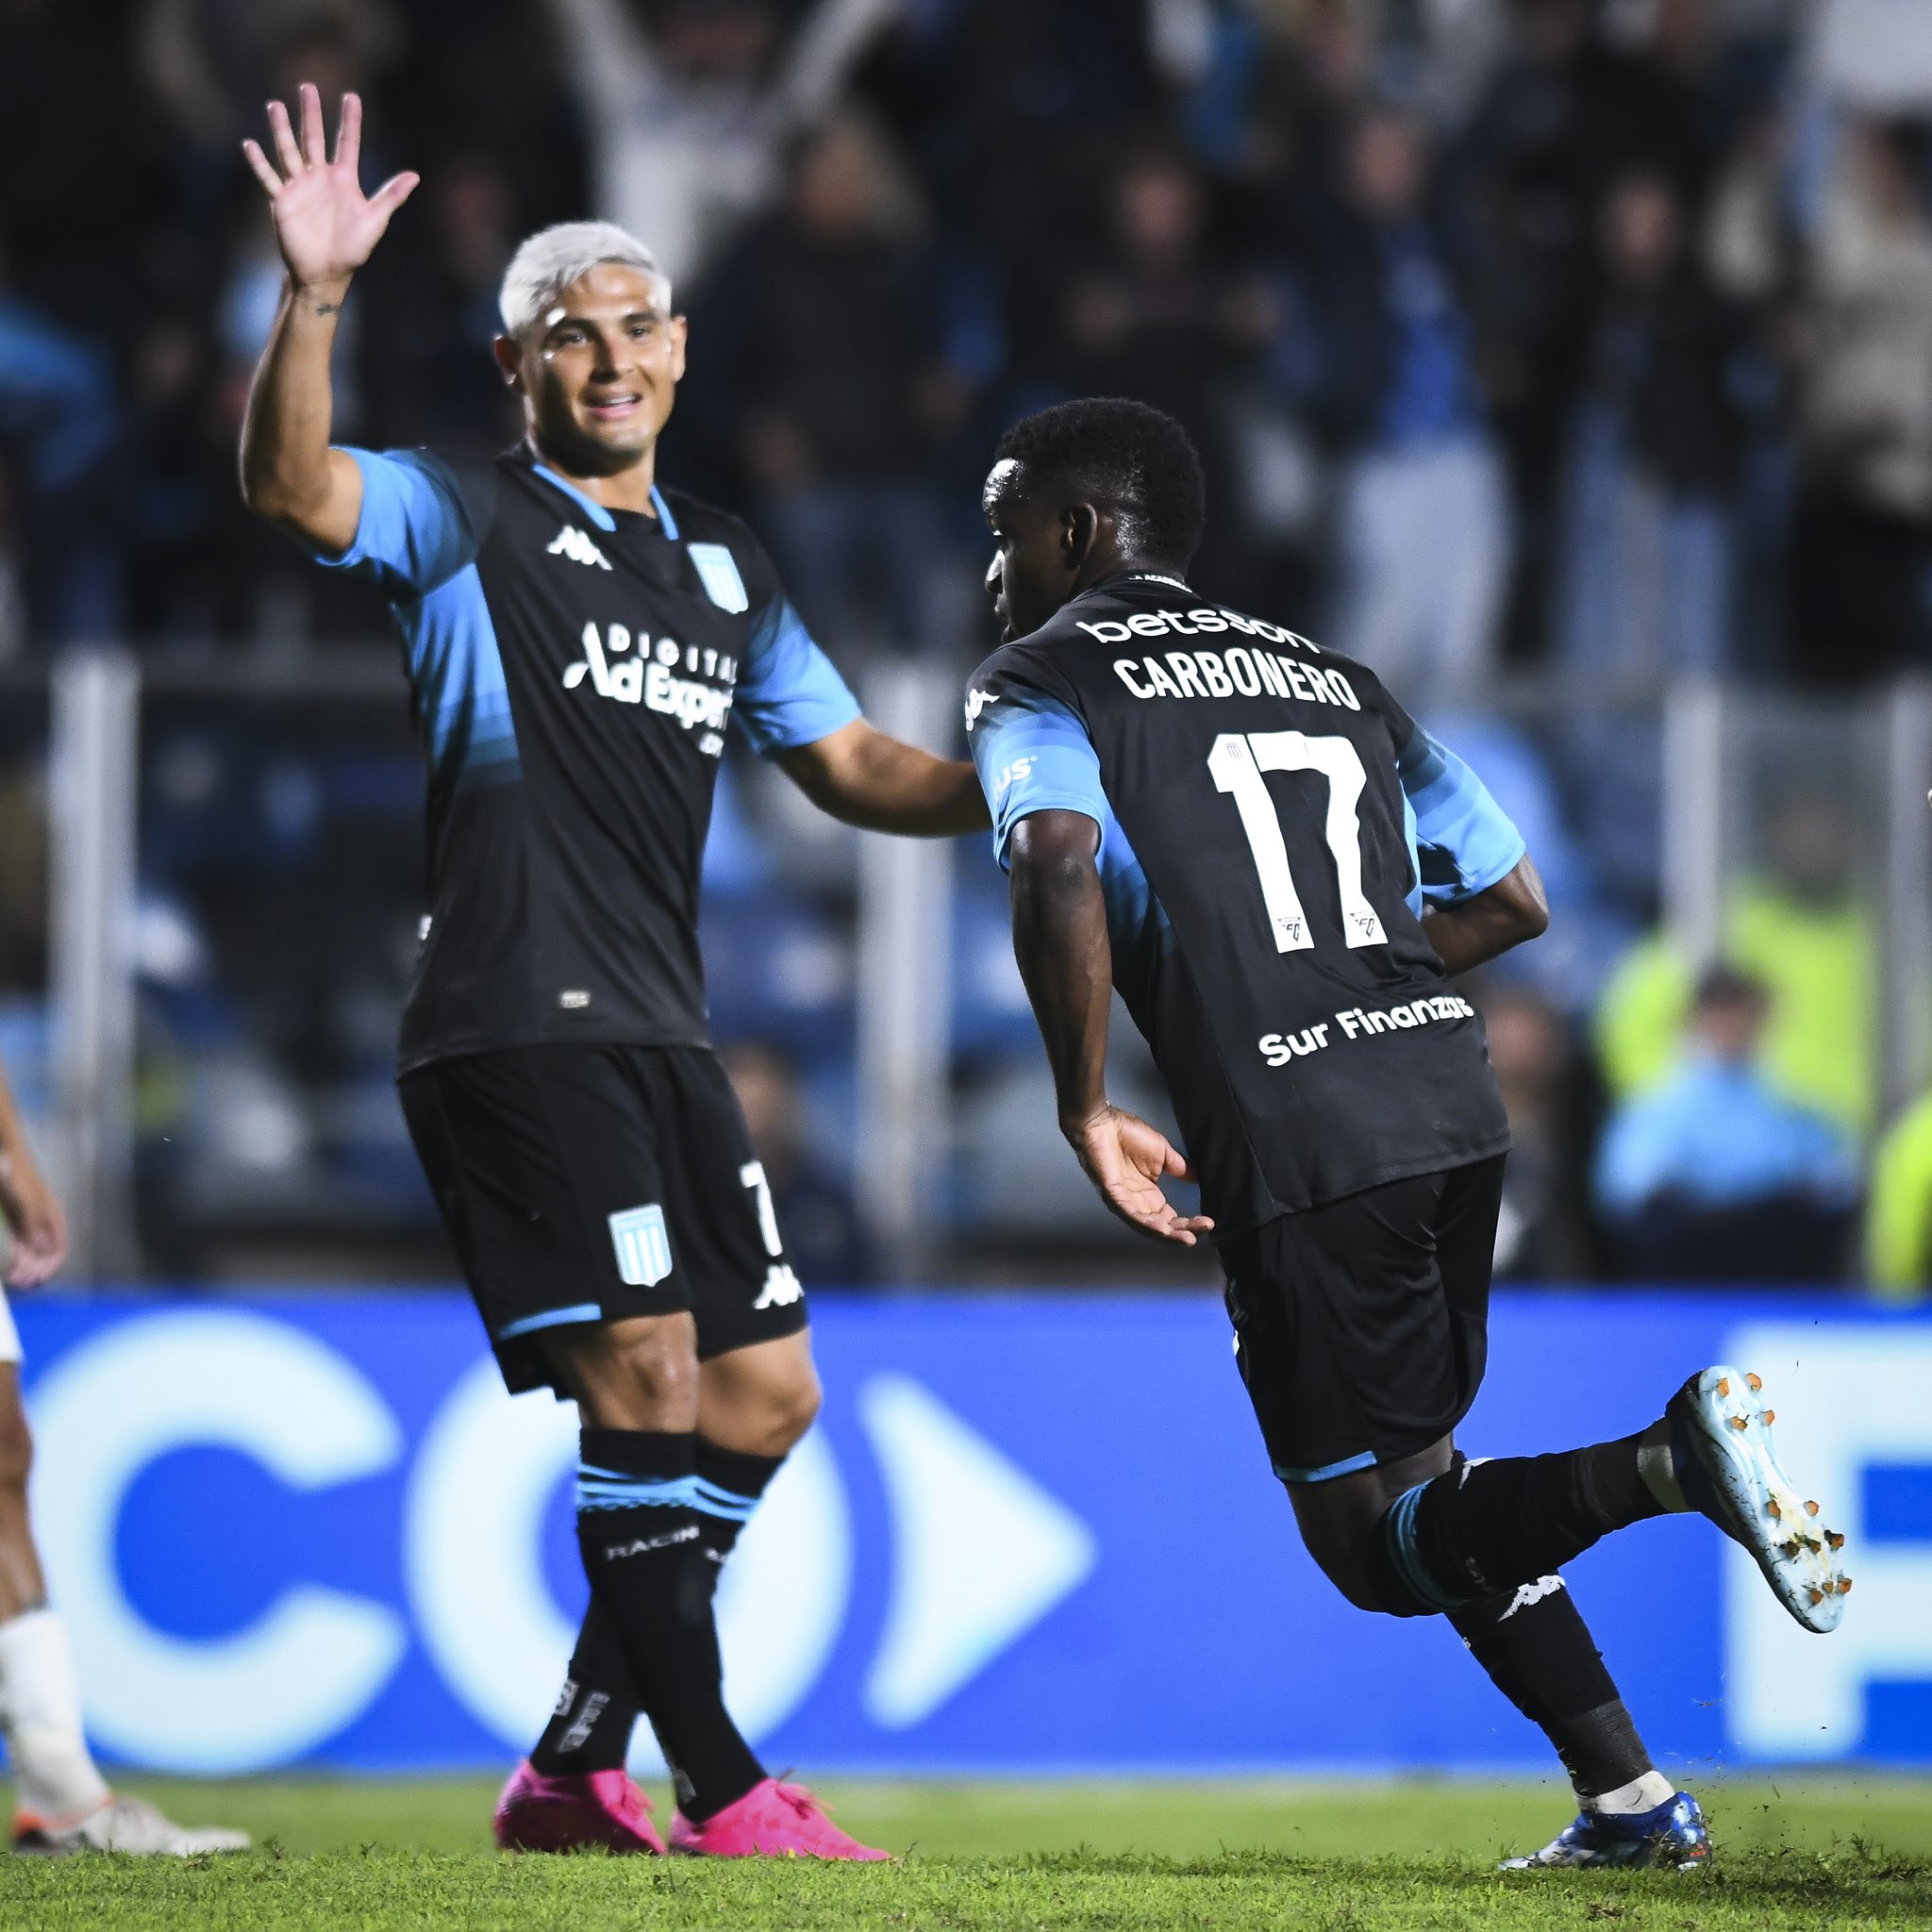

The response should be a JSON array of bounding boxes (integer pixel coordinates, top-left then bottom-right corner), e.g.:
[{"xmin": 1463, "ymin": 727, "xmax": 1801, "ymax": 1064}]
[
  {"xmin": 608, "ymin": 1204, "xmax": 674, "ymax": 1288},
  {"xmin": 753, "ymin": 1263, "xmax": 804, "ymax": 1310}
]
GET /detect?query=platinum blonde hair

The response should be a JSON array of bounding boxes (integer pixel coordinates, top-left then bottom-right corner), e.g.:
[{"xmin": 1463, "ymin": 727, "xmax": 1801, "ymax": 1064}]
[{"xmin": 497, "ymin": 221, "xmax": 671, "ymax": 337}]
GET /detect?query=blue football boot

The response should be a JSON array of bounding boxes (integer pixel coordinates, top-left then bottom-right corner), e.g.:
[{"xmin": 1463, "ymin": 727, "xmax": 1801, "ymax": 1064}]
[
  {"xmin": 1502, "ymin": 1791, "xmax": 1711, "ymax": 1871},
  {"xmin": 1659, "ymin": 1365, "xmax": 1850, "ymax": 1634}
]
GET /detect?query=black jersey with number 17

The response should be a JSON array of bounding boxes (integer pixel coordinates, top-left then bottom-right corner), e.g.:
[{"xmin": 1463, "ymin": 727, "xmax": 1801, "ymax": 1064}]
[{"xmin": 966, "ymin": 574, "xmax": 1523, "ymax": 1234}]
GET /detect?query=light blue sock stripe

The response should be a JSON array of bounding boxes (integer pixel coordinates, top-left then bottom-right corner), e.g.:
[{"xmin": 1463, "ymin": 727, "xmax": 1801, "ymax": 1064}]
[
  {"xmin": 691, "ymin": 1477, "xmax": 758, "ymax": 1509},
  {"xmin": 578, "ymin": 1468, "xmax": 755, "ymax": 1500},
  {"xmin": 689, "ymin": 1482, "xmax": 757, "ymax": 1524},
  {"xmin": 579, "ymin": 1462, "xmax": 685, "ymax": 1484},
  {"xmin": 575, "ymin": 1494, "xmax": 691, "ymax": 1510},
  {"xmin": 575, "ymin": 1477, "xmax": 691, "ymax": 1496},
  {"xmin": 573, "ymin": 1471, "xmax": 759, "ymax": 1524},
  {"xmin": 577, "ymin": 1492, "xmax": 670, "ymax": 1507},
  {"xmin": 575, "ymin": 1472, "xmax": 701, "ymax": 1512},
  {"xmin": 573, "ymin": 1453, "xmax": 762, "ymax": 1523},
  {"xmin": 576, "ymin": 1480, "xmax": 692, "ymax": 1500},
  {"xmin": 1386, "ymin": 1486, "xmax": 1437, "ymax": 1605},
  {"xmin": 1384, "ymin": 1481, "xmax": 1467, "ymax": 1612}
]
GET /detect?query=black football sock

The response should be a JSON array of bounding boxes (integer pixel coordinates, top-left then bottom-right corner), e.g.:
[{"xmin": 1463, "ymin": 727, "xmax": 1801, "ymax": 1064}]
[
  {"xmin": 692, "ymin": 1437, "xmax": 786, "ymax": 1568},
  {"xmin": 575, "ymin": 1427, "xmax": 765, "ymax": 1821},
  {"xmin": 1446, "ymin": 1578, "xmax": 1659, "ymax": 1803},
  {"xmin": 529, "ymin": 1597, "xmax": 639, "ymax": 1776},
  {"xmin": 1370, "ymin": 1436, "xmax": 1667, "ymax": 1613}
]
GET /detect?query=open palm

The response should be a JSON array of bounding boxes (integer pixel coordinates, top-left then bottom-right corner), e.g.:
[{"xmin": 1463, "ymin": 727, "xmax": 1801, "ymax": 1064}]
[
  {"xmin": 1069, "ymin": 1105, "xmax": 1216, "ymax": 1247},
  {"xmin": 242, "ymin": 84, "xmax": 418, "ymax": 288}
]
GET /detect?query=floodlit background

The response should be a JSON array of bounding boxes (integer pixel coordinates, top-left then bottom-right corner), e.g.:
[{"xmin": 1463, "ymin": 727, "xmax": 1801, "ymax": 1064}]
[{"xmin": 2, "ymin": 0, "xmax": 1931, "ymax": 1800}]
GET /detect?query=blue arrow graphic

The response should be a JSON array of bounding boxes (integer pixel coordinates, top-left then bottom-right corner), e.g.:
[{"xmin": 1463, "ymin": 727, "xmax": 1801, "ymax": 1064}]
[{"xmin": 858, "ymin": 1373, "xmax": 1097, "ymax": 1729}]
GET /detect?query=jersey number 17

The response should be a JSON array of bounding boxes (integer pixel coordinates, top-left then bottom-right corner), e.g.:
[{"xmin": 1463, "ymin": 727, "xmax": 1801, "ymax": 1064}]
[{"xmin": 1208, "ymin": 731, "xmax": 1388, "ymax": 953}]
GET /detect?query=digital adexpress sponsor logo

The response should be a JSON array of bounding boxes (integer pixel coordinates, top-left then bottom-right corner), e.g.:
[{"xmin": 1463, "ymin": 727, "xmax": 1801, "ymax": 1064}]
[{"xmin": 563, "ymin": 623, "xmax": 736, "ymax": 754}]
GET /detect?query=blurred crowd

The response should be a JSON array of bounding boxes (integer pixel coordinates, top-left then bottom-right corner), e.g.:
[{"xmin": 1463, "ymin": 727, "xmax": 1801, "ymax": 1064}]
[
  {"xmin": 6, "ymin": 0, "xmax": 1932, "ymax": 684},
  {"xmin": 4, "ymin": 0, "xmax": 1932, "ymax": 1290}
]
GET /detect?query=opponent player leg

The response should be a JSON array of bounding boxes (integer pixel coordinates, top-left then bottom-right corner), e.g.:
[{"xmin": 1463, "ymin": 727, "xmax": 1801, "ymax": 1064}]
[
  {"xmin": 0, "ymin": 1353, "xmax": 247, "ymax": 1856},
  {"xmin": 0, "ymin": 1359, "xmax": 107, "ymax": 1840}
]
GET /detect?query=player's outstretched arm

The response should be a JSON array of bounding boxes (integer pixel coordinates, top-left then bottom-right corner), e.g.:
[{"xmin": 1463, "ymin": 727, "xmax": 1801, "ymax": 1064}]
[
  {"xmin": 238, "ymin": 84, "xmax": 419, "ymax": 554},
  {"xmin": 0, "ymin": 1054, "xmax": 66, "ymax": 1289},
  {"xmin": 778, "ymin": 720, "xmax": 991, "ymax": 836},
  {"xmin": 1008, "ymin": 810, "xmax": 1214, "ymax": 1247},
  {"xmin": 1422, "ymin": 855, "xmax": 1549, "ymax": 977}
]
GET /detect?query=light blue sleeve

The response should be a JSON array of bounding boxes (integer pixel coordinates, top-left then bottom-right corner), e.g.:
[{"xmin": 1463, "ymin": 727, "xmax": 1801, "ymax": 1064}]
[
  {"xmin": 967, "ymin": 681, "xmax": 1108, "ymax": 871},
  {"xmin": 311, "ymin": 447, "xmax": 477, "ymax": 597},
  {"xmin": 732, "ymin": 595, "xmax": 862, "ymax": 758},
  {"xmin": 1396, "ymin": 724, "xmax": 1527, "ymax": 906}
]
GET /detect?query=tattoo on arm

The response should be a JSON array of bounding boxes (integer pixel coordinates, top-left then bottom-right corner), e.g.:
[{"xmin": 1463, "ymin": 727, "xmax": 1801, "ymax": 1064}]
[{"xmin": 311, "ymin": 300, "xmax": 341, "ymax": 316}]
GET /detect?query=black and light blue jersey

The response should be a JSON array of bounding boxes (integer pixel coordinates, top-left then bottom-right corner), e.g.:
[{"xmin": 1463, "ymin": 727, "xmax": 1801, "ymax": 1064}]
[
  {"xmin": 314, "ymin": 443, "xmax": 859, "ymax": 1071},
  {"xmin": 967, "ymin": 575, "xmax": 1520, "ymax": 1228}
]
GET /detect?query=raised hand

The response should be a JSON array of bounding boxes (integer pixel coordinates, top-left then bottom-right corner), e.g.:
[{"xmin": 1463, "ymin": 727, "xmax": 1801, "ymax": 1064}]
[
  {"xmin": 1066, "ymin": 1104, "xmax": 1216, "ymax": 1247},
  {"xmin": 242, "ymin": 84, "xmax": 419, "ymax": 292}
]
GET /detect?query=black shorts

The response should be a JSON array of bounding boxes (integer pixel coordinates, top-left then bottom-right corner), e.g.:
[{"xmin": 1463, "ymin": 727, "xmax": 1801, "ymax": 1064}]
[
  {"xmin": 1218, "ymin": 1155, "xmax": 1506, "ymax": 1483},
  {"xmin": 400, "ymin": 1043, "xmax": 808, "ymax": 1396}
]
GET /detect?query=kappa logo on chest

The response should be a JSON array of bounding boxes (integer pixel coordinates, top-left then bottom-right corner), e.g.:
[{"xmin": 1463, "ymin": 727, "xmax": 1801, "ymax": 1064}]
[{"xmin": 546, "ymin": 524, "xmax": 611, "ymax": 570}]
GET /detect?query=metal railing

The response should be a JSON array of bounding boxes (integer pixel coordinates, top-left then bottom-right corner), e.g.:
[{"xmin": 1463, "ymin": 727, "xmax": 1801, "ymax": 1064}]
[{"xmin": 28, "ymin": 652, "xmax": 1932, "ymax": 1281}]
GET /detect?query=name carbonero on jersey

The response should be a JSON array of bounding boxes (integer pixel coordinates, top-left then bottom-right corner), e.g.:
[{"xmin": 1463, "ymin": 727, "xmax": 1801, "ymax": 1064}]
[
  {"xmin": 563, "ymin": 621, "xmax": 737, "ymax": 752},
  {"xmin": 1071, "ymin": 608, "xmax": 1362, "ymax": 711}
]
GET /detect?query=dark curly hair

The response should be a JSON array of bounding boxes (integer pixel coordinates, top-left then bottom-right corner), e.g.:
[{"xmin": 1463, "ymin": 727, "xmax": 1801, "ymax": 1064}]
[{"xmin": 993, "ymin": 397, "xmax": 1208, "ymax": 569}]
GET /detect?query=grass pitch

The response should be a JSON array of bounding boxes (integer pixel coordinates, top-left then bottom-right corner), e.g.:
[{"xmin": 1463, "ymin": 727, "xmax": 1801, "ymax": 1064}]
[{"xmin": 5, "ymin": 1774, "xmax": 1930, "ymax": 1929}]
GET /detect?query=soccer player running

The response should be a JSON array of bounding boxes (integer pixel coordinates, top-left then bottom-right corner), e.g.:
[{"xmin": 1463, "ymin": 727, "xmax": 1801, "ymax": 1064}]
[
  {"xmin": 239, "ymin": 87, "xmax": 986, "ymax": 1860},
  {"xmin": 0, "ymin": 1057, "xmax": 247, "ymax": 1855},
  {"xmin": 966, "ymin": 397, "xmax": 1850, "ymax": 1870}
]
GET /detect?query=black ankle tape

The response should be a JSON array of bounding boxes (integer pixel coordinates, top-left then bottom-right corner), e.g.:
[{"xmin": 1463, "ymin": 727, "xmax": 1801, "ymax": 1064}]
[{"xmin": 1553, "ymin": 1698, "xmax": 1655, "ymax": 1800}]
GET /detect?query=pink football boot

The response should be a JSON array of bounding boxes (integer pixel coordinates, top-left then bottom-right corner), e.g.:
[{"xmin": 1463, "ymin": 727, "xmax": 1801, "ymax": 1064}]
[
  {"xmin": 492, "ymin": 1759, "xmax": 666, "ymax": 1855},
  {"xmin": 669, "ymin": 1777, "xmax": 890, "ymax": 1860}
]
